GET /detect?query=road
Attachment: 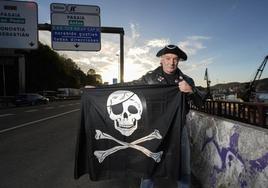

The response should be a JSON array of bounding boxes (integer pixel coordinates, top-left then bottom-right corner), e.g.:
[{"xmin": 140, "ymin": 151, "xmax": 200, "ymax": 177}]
[{"xmin": 0, "ymin": 100, "xmax": 140, "ymax": 188}]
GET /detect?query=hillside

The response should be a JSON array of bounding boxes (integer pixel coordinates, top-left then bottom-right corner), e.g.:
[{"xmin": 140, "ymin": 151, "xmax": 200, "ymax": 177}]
[{"xmin": 210, "ymin": 77, "xmax": 268, "ymax": 93}]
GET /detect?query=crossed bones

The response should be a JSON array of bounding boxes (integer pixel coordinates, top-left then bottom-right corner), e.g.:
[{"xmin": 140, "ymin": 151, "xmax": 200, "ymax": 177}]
[{"xmin": 94, "ymin": 129, "xmax": 163, "ymax": 163}]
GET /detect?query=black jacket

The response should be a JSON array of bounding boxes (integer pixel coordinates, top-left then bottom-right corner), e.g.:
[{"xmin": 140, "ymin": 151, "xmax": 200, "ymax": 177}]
[{"xmin": 130, "ymin": 66, "xmax": 204, "ymax": 110}]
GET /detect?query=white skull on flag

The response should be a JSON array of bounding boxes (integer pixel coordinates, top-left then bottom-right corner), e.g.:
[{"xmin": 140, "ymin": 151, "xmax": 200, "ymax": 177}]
[{"xmin": 107, "ymin": 90, "xmax": 143, "ymax": 136}]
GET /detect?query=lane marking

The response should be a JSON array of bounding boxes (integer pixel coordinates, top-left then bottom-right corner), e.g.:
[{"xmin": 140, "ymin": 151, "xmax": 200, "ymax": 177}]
[
  {"xmin": 0, "ymin": 109, "xmax": 80, "ymax": 134},
  {"xmin": 25, "ymin": 109, "xmax": 38, "ymax": 113},
  {"xmin": 44, "ymin": 107, "xmax": 55, "ymax": 110},
  {"xmin": 0, "ymin": 114, "xmax": 15, "ymax": 118}
]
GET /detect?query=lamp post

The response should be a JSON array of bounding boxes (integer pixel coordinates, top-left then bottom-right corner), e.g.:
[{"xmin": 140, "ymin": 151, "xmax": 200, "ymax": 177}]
[{"xmin": 116, "ymin": 53, "xmax": 120, "ymax": 82}]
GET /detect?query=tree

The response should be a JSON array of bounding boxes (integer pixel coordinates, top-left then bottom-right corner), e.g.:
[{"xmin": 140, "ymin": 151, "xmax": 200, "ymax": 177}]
[
  {"xmin": 86, "ymin": 68, "xmax": 102, "ymax": 86},
  {"xmin": 87, "ymin": 69, "xmax": 96, "ymax": 75},
  {"xmin": 24, "ymin": 42, "xmax": 97, "ymax": 92}
]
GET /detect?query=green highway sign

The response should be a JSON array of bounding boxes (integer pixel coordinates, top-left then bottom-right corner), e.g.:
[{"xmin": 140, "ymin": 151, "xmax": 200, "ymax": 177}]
[
  {"xmin": 0, "ymin": 17, "xmax": 25, "ymax": 24},
  {"xmin": 68, "ymin": 20, "xmax": 84, "ymax": 26},
  {"xmin": 0, "ymin": 0, "xmax": 38, "ymax": 49}
]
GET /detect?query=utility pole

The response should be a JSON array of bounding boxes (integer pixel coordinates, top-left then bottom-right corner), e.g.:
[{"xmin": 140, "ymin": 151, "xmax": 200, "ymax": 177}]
[{"xmin": 204, "ymin": 68, "xmax": 212, "ymax": 99}]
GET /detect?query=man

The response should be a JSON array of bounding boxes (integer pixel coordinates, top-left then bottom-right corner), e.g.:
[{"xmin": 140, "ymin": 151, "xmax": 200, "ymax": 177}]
[
  {"xmin": 132, "ymin": 44, "xmax": 203, "ymax": 188},
  {"xmin": 132, "ymin": 44, "xmax": 203, "ymax": 109}
]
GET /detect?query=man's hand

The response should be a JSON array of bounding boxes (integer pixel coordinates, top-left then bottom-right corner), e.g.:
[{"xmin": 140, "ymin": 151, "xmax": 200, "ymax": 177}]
[{"xmin": 178, "ymin": 76, "xmax": 193, "ymax": 93}]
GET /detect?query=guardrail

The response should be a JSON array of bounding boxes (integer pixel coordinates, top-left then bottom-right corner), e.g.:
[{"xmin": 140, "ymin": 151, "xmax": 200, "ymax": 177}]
[{"xmin": 191, "ymin": 100, "xmax": 268, "ymax": 127}]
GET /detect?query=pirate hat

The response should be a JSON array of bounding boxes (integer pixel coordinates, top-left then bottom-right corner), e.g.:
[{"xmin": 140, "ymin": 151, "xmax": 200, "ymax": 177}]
[{"xmin": 156, "ymin": 45, "xmax": 187, "ymax": 61}]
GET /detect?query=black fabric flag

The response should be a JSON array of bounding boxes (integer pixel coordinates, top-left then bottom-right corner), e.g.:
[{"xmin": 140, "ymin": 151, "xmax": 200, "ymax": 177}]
[{"xmin": 74, "ymin": 85, "xmax": 186, "ymax": 181}]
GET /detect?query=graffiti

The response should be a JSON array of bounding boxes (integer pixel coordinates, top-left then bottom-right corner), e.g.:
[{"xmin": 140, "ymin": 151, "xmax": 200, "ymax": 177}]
[{"xmin": 201, "ymin": 125, "xmax": 268, "ymax": 188}]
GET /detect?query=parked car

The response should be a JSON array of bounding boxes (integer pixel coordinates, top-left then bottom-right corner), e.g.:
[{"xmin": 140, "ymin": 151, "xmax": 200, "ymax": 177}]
[
  {"xmin": 38, "ymin": 90, "xmax": 59, "ymax": 101},
  {"xmin": 14, "ymin": 93, "xmax": 49, "ymax": 106}
]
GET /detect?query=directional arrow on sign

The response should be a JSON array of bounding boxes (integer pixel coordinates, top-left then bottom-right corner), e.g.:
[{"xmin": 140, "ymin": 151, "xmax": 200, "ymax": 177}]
[
  {"xmin": 74, "ymin": 44, "xmax": 80, "ymax": 48},
  {"xmin": 29, "ymin": 42, "xmax": 35, "ymax": 47}
]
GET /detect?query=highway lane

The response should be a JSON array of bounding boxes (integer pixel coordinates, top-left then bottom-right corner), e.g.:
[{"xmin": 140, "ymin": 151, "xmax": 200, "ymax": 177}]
[
  {"xmin": 0, "ymin": 100, "xmax": 140, "ymax": 188},
  {"xmin": 0, "ymin": 100, "xmax": 81, "ymax": 132}
]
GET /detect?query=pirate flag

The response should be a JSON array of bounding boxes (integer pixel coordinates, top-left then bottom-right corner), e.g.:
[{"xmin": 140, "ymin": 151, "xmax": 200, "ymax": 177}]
[{"xmin": 74, "ymin": 85, "xmax": 186, "ymax": 181}]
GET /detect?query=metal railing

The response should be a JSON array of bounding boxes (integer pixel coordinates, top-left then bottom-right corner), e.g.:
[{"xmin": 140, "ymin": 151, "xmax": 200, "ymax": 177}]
[{"xmin": 191, "ymin": 100, "xmax": 268, "ymax": 127}]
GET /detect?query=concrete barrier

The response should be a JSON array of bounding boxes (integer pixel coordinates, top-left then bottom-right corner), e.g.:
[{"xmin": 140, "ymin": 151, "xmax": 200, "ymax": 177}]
[{"xmin": 187, "ymin": 110, "xmax": 268, "ymax": 188}]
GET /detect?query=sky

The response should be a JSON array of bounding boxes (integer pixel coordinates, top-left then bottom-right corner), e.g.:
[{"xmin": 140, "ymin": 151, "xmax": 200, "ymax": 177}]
[{"xmin": 33, "ymin": 0, "xmax": 268, "ymax": 86}]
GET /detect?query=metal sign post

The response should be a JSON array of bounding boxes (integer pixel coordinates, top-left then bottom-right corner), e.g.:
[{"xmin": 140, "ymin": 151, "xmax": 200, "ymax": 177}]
[
  {"xmin": 0, "ymin": 0, "xmax": 38, "ymax": 49},
  {"xmin": 50, "ymin": 3, "xmax": 101, "ymax": 51}
]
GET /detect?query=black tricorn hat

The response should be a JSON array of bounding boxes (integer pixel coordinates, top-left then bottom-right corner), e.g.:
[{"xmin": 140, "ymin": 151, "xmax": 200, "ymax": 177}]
[{"xmin": 156, "ymin": 45, "xmax": 187, "ymax": 61}]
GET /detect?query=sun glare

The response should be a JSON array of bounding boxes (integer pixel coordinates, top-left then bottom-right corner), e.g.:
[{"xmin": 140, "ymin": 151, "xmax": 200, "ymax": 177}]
[{"xmin": 101, "ymin": 62, "xmax": 145, "ymax": 84}]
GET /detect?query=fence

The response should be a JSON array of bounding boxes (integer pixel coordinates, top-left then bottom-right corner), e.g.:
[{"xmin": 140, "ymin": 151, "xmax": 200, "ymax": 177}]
[{"xmin": 191, "ymin": 100, "xmax": 268, "ymax": 127}]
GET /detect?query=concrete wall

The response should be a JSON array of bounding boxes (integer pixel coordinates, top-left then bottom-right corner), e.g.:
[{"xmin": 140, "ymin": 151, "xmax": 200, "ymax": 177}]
[{"xmin": 187, "ymin": 110, "xmax": 268, "ymax": 188}]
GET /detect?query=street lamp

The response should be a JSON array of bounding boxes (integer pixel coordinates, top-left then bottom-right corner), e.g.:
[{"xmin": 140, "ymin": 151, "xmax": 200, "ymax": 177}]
[{"xmin": 116, "ymin": 53, "xmax": 120, "ymax": 82}]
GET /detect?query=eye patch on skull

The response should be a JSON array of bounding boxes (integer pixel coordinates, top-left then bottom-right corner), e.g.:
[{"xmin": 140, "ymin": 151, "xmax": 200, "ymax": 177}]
[
  {"xmin": 110, "ymin": 103, "xmax": 138, "ymax": 115},
  {"xmin": 110, "ymin": 103, "xmax": 123, "ymax": 114}
]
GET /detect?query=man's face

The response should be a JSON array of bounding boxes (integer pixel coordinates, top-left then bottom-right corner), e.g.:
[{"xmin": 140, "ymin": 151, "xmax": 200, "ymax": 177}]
[{"xmin": 161, "ymin": 53, "xmax": 180, "ymax": 74}]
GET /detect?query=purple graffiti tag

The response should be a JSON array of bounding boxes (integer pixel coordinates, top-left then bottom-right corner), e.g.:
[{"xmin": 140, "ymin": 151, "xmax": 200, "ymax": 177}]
[
  {"xmin": 202, "ymin": 129, "xmax": 268, "ymax": 188},
  {"xmin": 202, "ymin": 132, "xmax": 246, "ymax": 188},
  {"xmin": 249, "ymin": 152, "xmax": 268, "ymax": 172}
]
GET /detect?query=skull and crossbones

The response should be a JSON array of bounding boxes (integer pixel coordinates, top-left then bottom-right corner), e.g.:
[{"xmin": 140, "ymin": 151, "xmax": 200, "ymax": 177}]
[{"xmin": 93, "ymin": 90, "xmax": 164, "ymax": 163}]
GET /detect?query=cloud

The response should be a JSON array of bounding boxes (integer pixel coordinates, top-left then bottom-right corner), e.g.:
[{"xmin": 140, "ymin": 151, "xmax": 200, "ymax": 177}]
[
  {"xmin": 146, "ymin": 39, "xmax": 170, "ymax": 47},
  {"xmin": 38, "ymin": 22, "xmax": 212, "ymax": 84},
  {"xmin": 181, "ymin": 57, "xmax": 215, "ymax": 72},
  {"xmin": 130, "ymin": 23, "xmax": 140, "ymax": 40},
  {"xmin": 187, "ymin": 36, "xmax": 211, "ymax": 40},
  {"xmin": 127, "ymin": 46, "xmax": 150, "ymax": 56},
  {"xmin": 178, "ymin": 35, "xmax": 211, "ymax": 56},
  {"xmin": 39, "ymin": 31, "xmax": 51, "ymax": 46}
]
